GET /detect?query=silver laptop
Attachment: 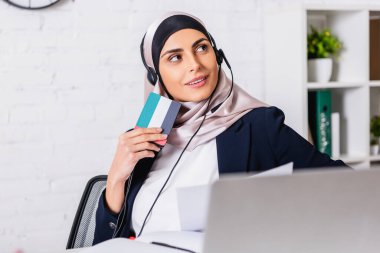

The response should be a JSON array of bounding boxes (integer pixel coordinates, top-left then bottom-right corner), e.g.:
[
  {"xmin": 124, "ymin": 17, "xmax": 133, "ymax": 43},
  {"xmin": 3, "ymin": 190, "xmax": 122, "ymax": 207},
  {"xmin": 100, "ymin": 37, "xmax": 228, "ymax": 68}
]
[{"xmin": 203, "ymin": 168, "xmax": 380, "ymax": 253}]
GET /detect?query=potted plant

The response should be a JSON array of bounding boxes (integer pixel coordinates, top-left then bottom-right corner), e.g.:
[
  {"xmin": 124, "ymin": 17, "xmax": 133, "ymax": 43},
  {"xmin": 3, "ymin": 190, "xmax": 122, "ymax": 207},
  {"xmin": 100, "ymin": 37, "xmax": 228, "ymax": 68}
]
[
  {"xmin": 307, "ymin": 26, "xmax": 343, "ymax": 82},
  {"xmin": 370, "ymin": 115, "xmax": 380, "ymax": 155}
]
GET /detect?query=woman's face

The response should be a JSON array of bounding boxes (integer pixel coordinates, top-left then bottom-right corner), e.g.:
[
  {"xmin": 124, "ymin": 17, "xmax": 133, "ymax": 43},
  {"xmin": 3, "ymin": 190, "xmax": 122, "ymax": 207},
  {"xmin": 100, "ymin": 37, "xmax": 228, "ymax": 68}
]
[{"xmin": 158, "ymin": 29, "xmax": 219, "ymax": 102}]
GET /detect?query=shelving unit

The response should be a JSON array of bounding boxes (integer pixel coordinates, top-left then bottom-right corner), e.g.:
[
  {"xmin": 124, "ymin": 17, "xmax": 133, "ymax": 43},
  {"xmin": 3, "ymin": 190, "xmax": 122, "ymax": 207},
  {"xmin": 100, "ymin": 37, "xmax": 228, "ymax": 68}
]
[{"xmin": 264, "ymin": 5, "xmax": 380, "ymax": 169}]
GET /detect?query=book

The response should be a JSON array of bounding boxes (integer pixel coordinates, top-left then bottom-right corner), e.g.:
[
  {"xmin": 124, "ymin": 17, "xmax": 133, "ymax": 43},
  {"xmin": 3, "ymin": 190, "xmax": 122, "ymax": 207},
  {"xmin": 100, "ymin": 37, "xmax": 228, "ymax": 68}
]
[
  {"xmin": 308, "ymin": 90, "xmax": 332, "ymax": 157},
  {"xmin": 331, "ymin": 112, "xmax": 340, "ymax": 158},
  {"xmin": 135, "ymin": 92, "xmax": 181, "ymax": 147}
]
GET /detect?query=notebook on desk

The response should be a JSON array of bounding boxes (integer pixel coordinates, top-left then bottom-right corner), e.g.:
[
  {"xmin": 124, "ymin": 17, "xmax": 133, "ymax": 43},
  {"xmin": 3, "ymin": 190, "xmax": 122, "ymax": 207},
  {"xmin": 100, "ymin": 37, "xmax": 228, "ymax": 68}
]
[{"xmin": 79, "ymin": 167, "xmax": 380, "ymax": 253}]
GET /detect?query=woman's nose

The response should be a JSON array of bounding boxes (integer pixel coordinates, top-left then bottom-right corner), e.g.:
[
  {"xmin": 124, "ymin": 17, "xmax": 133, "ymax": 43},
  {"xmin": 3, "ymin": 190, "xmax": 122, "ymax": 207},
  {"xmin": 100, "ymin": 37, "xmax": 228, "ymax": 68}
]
[{"xmin": 187, "ymin": 55, "xmax": 201, "ymax": 72}]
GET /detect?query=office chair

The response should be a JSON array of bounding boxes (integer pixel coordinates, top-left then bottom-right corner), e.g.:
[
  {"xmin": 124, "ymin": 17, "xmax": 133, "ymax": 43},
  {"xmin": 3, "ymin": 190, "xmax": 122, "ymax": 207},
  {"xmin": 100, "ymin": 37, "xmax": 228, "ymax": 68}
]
[{"xmin": 66, "ymin": 175, "xmax": 107, "ymax": 249}]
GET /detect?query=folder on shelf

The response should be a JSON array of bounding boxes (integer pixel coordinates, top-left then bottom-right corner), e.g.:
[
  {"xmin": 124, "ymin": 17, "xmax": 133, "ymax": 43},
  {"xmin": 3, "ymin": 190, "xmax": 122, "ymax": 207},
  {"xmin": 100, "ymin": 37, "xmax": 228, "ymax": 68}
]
[{"xmin": 308, "ymin": 90, "xmax": 332, "ymax": 157}]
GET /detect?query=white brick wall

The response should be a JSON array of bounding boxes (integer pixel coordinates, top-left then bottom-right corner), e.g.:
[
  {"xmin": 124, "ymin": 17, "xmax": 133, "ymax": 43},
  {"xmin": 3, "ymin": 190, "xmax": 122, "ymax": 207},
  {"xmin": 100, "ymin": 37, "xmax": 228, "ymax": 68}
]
[{"xmin": 0, "ymin": 0, "xmax": 379, "ymax": 252}]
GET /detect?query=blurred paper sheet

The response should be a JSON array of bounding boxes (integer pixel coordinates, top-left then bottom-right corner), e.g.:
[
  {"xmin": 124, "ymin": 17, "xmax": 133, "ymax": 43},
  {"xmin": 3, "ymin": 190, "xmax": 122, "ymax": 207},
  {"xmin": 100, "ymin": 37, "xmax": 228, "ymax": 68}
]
[
  {"xmin": 176, "ymin": 162, "xmax": 294, "ymax": 231},
  {"xmin": 177, "ymin": 184, "xmax": 210, "ymax": 231},
  {"xmin": 251, "ymin": 162, "xmax": 293, "ymax": 178}
]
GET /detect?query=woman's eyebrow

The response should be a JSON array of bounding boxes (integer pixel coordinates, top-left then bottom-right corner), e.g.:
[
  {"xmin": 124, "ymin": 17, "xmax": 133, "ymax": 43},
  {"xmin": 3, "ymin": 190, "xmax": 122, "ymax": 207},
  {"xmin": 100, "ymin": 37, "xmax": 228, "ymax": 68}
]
[
  {"xmin": 191, "ymin": 37, "xmax": 208, "ymax": 47},
  {"xmin": 160, "ymin": 37, "xmax": 208, "ymax": 58},
  {"xmin": 161, "ymin": 48, "xmax": 183, "ymax": 58}
]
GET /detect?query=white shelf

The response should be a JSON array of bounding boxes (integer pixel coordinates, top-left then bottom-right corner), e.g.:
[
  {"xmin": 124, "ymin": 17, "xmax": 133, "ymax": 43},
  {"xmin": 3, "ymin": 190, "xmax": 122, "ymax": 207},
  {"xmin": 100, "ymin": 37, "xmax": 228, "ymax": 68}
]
[
  {"xmin": 305, "ymin": 5, "xmax": 380, "ymax": 11},
  {"xmin": 369, "ymin": 81, "xmax": 380, "ymax": 87},
  {"xmin": 307, "ymin": 82, "xmax": 365, "ymax": 90},
  {"xmin": 369, "ymin": 155, "xmax": 380, "ymax": 162}
]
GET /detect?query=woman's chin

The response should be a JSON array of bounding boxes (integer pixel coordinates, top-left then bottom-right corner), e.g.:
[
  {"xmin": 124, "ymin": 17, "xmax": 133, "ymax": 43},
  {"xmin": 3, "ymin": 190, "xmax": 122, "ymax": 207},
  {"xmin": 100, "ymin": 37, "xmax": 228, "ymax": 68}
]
[
  {"xmin": 171, "ymin": 81, "xmax": 216, "ymax": 102},
  {"xmin": 182, "ymin": 92, "xmax": 213, "ymax": 102},
  {"xmin": 185, "ymin": 86, "xmax": 216, "ymax": 102}
]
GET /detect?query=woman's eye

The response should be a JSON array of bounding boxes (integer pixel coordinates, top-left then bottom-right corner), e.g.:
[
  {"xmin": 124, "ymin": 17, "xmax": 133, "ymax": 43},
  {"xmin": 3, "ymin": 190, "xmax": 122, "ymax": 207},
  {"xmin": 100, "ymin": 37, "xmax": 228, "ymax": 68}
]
[
  {"xmin": 169, "ymin": 55, "xmax": 181, "ymax": 62},
  {"xmin": 196, "ymin": 44, "xmax": 208, "ymax": 52}
]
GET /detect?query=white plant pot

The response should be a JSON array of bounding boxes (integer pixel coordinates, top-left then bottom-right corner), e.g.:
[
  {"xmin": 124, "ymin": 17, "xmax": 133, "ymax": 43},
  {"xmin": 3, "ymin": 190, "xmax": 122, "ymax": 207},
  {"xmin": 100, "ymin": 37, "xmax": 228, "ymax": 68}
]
[
  {"xmin": 308, "ymin": 58, "xmax": 333, "ymax": 82},
  {"xmin": 370, "ymin": 144, "xmax": 379, "ymax": 156}
]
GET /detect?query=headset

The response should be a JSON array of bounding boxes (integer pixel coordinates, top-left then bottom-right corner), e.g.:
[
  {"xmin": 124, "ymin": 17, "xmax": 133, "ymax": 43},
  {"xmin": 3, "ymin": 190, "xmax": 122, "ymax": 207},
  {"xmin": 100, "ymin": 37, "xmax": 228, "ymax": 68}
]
[{"xmin": 112, "ymin": 30, "xmax": 234, "ymax": 239}]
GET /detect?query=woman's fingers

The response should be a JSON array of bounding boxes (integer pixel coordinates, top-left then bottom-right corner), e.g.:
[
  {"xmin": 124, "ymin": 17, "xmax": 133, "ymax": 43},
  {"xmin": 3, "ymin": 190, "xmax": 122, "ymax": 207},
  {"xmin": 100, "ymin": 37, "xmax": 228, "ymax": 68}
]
[
  {"xmin": 131, "ymin": 133, "xmax": 167, "ymax": 145},
  {"xmin": 130, "ymin": 142, "xmax": 161, "ymax": 153},
  {"xmin": 119, "ymin": 128, "xmax": 167, "ymax": 145},
  {"xmin": 134, "ymin": 150, "xmax": 156, "ymax": 161},
  {"xmin": 125, "ymin": 127, "xmax": 162, "ymax": 138}
]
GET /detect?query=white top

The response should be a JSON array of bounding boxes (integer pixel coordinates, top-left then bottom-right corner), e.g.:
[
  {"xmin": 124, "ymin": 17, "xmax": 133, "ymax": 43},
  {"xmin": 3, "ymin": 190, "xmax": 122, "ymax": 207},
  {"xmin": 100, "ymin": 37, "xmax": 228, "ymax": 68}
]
[{"xmin": 131, "ymin": 139, "xmax": 219, "ymax": 236}]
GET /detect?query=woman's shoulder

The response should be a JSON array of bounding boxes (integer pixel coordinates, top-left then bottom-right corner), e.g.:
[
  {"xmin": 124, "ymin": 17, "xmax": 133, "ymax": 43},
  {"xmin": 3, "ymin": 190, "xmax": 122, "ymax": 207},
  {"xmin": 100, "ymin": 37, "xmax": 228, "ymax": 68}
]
[
  {"xmin": 220, "ymin": 106, "xmax": 286, "ymax": 137},
  {"xmin": 241, "ymin": 106, "xmax": 286, "ymax": 125}
]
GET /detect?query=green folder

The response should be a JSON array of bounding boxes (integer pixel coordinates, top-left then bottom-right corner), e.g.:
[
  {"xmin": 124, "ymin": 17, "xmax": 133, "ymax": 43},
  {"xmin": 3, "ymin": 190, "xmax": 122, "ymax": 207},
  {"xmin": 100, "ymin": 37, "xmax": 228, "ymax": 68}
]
[{"xmin": 308, "ymin": 90, "xmax": 332, "ymax": 157}]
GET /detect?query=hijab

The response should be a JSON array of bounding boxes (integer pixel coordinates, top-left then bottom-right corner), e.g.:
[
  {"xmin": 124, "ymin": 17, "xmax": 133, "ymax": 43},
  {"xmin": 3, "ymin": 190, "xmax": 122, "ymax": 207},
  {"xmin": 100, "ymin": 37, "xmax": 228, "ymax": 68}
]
[{"xmin": 141, "ymin": 11, "xmax": 267, "ymax": 151}]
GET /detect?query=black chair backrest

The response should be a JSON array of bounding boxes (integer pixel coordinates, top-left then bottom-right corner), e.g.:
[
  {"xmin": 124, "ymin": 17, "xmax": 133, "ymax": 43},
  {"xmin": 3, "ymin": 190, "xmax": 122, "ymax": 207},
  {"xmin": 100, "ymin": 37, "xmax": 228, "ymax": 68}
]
[{"xmin": 66, "ymin": 175, "xmax": 107, "ymax": 249}]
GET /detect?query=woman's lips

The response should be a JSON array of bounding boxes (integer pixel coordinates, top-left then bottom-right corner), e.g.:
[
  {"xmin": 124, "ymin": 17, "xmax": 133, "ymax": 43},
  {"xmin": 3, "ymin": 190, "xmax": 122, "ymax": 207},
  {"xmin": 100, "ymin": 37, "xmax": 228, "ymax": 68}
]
[{"xmin": 185, "ymin": 76, "xmax": 208, "ymax": 88}]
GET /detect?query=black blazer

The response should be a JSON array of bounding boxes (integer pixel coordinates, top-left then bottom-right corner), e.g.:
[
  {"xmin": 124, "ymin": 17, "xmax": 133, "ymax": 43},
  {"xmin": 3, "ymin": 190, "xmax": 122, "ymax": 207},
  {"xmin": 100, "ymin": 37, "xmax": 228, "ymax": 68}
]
[{"xmin": 93, "ymin": 106, "xmax": 347, "ymax": 245}]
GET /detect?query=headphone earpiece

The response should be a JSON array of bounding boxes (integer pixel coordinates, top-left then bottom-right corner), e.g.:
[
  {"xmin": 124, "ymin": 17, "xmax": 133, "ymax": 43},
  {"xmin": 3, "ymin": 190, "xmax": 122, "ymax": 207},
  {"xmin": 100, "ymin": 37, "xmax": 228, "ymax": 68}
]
[
  {"xmin": 209, "ymin": 33, "xmax": 225, "ymax": 67},
  {"xmin": 147, "ymin": 67, "xmax": 158, "ymax": 85},
  {"xmin": 215, "ymin": 48, "xmax": 224, "ymax": 66},
  {"xmin": 140, "ymin": 35, "xmax": 158, "ymax": 86},
  {"xmin": 217, "ymin": 49, "xmax": 231, "ymax": 69}
]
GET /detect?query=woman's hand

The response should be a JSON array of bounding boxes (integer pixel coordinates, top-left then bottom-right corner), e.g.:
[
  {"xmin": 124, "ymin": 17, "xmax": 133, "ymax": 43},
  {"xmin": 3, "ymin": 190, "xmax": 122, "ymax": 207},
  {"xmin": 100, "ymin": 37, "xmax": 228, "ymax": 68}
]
[{"xmin": 105, "ymin": 127, "xmax": 167, "ymax": 213}]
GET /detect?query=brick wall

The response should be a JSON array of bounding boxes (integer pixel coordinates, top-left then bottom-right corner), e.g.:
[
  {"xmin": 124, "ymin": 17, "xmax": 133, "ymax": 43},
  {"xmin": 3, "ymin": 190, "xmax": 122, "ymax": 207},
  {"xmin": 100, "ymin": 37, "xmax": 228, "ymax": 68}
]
[{"xmin": 0, "ymin": 0, "xmax": 376, "ymax": 252}]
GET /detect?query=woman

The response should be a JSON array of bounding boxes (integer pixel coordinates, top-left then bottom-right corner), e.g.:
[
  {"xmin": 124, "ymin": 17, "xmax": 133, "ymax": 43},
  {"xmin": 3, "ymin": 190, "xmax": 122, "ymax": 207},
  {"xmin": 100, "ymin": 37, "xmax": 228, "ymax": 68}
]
[{"xmin": 93, "ymin": 11, "xmax": 346, "ymax": 244}]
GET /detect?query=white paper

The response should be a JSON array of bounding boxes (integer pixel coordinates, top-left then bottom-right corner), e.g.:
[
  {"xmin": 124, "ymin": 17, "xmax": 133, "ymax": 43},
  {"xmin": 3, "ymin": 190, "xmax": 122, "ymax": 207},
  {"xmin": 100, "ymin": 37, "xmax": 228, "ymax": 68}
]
[
  {"xmin": 250, "ymin": 162, "xmax": 293, "ymax": 178},
  {"xmin": 176, "ymin": 162, "xmax": 294, "ymax": 231},
  {"xmin": 177, "ymin": 184, "xmax": 210, "ymax": 231}
]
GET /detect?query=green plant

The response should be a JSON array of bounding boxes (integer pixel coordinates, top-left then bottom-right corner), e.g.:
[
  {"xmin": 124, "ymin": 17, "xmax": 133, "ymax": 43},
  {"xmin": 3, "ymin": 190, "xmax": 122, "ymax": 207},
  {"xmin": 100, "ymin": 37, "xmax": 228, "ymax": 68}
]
[
  {"xmin": 307, "ymin": 26, "xmax": 343, "ymax": 59},
  {"xmin": 370, "ymin": 115, "xmax": 380, "ymax": 138}
]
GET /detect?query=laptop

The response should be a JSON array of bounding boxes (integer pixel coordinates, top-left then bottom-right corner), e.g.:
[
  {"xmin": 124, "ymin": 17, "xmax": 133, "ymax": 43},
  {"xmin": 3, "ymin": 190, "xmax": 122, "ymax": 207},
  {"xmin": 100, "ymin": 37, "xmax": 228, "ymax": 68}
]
[
  {"xmin": 80, "ymin": 168, "xmax": 380, "ymax": 253},
  {"xmin": 202, "ymin": 167, "xmax": 380, "ymax": 253}
]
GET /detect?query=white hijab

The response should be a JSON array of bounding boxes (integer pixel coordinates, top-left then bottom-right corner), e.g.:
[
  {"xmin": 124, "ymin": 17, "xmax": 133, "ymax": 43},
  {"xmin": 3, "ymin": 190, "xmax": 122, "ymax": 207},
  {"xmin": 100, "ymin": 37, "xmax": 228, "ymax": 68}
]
[{"xmin": 142, "ymin": 11, "xmax": 268, "ymax": 151}]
